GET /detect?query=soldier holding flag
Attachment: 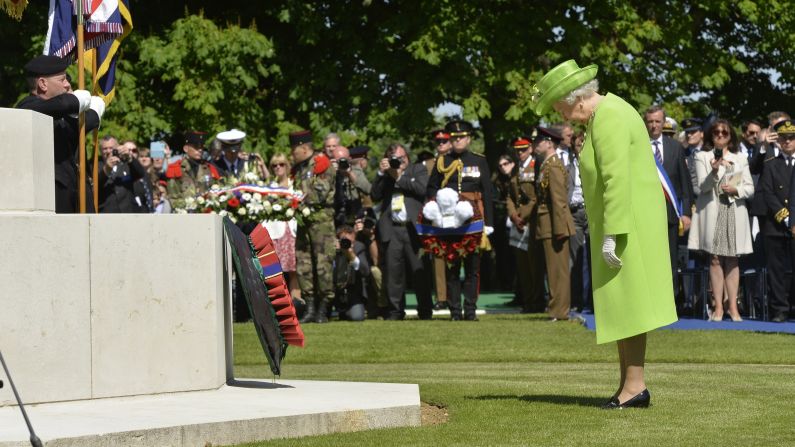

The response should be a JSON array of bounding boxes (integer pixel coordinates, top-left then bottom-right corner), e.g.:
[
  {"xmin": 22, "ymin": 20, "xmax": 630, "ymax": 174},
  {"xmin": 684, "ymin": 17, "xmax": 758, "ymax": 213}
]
[{"xmin": 16, "ymin": 55, "xmax": 106, "ymax": 213}]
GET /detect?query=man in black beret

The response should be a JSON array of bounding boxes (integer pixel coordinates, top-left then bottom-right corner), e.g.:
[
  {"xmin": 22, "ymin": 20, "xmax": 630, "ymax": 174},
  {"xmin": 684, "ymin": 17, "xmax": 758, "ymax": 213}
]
[
  {"xmin": 16, "ymin": 55, "xmax": 107, "ymax": 213},
  {"xmin": 165, "ymin": 131, "xmax": 222, "ymax": 205},
  {"xmin": 426, "ymin": 120, "xmax": 494, "ymax": 320}
]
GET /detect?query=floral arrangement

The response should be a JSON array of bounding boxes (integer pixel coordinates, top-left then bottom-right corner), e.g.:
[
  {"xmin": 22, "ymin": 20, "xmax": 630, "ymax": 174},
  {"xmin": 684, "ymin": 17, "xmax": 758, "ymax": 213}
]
[
  {"xmin": 173, "ymin": 174, "xmax": 312, "ymax": 225},
  {"xmin": 421, "ymin": 232, "xmax": 481, "ymax": 263},
  {"xmin": 416, "ymin": 198, "xmax": 484, "ymax": 263}
]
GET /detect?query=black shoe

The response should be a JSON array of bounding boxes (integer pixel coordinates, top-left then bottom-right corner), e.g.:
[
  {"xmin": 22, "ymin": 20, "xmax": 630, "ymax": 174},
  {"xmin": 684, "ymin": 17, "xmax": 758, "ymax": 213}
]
[
  {"xmin": 450, "ymin": 313, "xmax": 462, "ymax": 321},
  {"xmin": 464, "ymin": 314, "xmax": 479, "ymax": 321},
  {"xmin": 600, "ymin": 396, "xmax": 620, "ymax": 410},
  {"xmin": 433, "ymin": 301, "xmax": 449, "ymax": 311},
  {"xmin": 617, "ymin": 389, "xmax": 650, "ymax": 409},
  {"xmin": 418, "ymin": 313, "xmax": 433, "ymax": 320},
  {"xmin": 772, "ymin": 313, "xmax": 788, "ymax": 323}
]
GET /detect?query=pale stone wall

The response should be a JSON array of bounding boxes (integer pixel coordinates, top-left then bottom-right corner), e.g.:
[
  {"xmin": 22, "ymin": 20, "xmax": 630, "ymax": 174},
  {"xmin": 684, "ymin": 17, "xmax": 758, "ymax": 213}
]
[
  {"xmin": 0, "ymin": 109, "xmax": 55, "ymax": 213},
  {"xmin": 0, "ymin": 109, "xmax": 227, "ymax": 406}
]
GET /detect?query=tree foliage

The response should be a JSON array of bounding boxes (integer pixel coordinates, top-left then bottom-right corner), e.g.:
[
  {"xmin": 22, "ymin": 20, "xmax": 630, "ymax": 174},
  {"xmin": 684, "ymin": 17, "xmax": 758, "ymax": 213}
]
[{"xmin": 2, "ymin": 1, "xmax": 793, "ymax": 162}]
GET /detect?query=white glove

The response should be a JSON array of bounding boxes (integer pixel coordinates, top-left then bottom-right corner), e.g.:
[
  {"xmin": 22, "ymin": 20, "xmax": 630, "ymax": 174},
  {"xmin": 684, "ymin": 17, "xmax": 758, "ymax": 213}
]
[
  {"xmin": 485, "ymin": 226, "xmax": 494, "ymax": 236},
  {"xmin": 89, "ymin": 96, "xmax": 106, "ymax": 120},
  {"xmin": 602, "ymin": 234, "xmax": 622, "ymax": 269},
  {"xmin": 71, "ymin": 89, "xmax": 91, "ymax": 113}
]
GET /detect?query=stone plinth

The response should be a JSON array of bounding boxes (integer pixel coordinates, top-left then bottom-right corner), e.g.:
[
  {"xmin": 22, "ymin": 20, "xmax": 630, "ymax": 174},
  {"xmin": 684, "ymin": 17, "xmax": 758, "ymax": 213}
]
[
  {"xmin": 0, "ymin": 380, "xmax": 422, "ymax": 447},
  {"xmin": 0, "ymin": 108, "xmax": 55, "ymax": 213},
  {"xmin": 0, "ymin": 214, "xmax": 226, "ymax": 406}
]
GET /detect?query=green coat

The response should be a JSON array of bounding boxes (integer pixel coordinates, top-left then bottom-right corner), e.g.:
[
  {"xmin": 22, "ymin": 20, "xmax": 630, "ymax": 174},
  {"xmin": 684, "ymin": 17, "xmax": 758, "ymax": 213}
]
[{"xmin": 580, "ymin": 93, "xmax": 678, "ymax": 344}]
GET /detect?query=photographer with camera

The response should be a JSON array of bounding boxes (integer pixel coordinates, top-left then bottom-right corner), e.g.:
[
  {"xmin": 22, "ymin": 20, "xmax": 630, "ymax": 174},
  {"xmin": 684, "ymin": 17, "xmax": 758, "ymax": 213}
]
[
  {"xmin": 97, "ymin": 135, "xmax": 148, "ymax": 213},
  {"xmin": 354, "ymin": 208, "xmax": 387, "ymax": 318},
  {"xmin": 333, "ymin": 225, "xmax": 370, "ymax": 321},
  {"xmin": 333, "ymin": 145, "xmax": 372, "ymax": 227},
  {"xmin": 372, "ymin": 143, "xmax": 433, "ymax": 320}
]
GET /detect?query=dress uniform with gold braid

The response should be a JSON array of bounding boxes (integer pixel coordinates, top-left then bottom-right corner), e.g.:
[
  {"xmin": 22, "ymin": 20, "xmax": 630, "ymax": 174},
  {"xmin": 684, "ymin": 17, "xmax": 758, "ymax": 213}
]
[
  {"xmin": 534, "ymin": 127, "xmax": 576, "ymax": 320},
  {"xmin": 765, "ymin": 119, "xmax": 795, "ymax": 321},
  {"xmin": 426, "ymin": 120, "xmax": 494, "ymax": 320},
  {"xmin": 506, "ymin": 137, "xmax": 546, "ymax": 313}
]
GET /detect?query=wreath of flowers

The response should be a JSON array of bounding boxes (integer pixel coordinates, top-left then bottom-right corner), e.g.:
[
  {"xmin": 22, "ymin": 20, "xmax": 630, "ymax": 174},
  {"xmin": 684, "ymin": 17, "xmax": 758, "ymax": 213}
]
[
  {"xmin": 417, "ymin": 198, "xmax": 484, "ymax": 263},
  {"xmin": 173, "ymin": 175, "xmax": 315, "ymax": 225}
]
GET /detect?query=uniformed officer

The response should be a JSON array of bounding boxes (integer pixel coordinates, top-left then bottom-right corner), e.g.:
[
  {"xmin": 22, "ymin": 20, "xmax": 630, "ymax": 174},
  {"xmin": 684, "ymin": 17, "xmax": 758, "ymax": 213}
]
[
  {"xmin": 764, "ymin": 119, "xmax": 795, "ymax": 323},
  {"xmin": 426, "ymin": 129, "xmax": 452, "ymax": 311},
  {"xmin": 427, "ymin": 120, "xmax": 494, "ymax": 320},
  {"xmin": 534, "ymin": 127, "xmax": 576, "ymax": 320},
  {"xmin": 165, "ymin": 131, "xmax": 221, "ymax": 203},
  {"xmin": 506, "ymin": 137, "xmax": 546, "ymax": 313},
  {"xmin": 16, "ymin": 55, "xmax": 106, "ymax": 213},
  {"xmin": 290, "ymin": 129, "xmax": 337, "ymax": 323},
  {"xmin": 214, "ymin": 129, "xmax": 266, "ymax": 181}
]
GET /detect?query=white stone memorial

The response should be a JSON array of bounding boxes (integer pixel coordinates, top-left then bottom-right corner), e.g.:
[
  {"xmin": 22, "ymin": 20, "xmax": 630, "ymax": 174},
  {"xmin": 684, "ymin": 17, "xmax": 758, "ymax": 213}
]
[{"xmin": 0, "ymin": 108, "xmax": 419, "ymax": 446}]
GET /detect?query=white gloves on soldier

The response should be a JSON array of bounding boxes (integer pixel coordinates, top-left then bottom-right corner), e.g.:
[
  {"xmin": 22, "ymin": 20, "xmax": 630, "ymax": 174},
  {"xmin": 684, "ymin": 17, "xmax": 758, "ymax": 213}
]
[
  {"xmin": 485, "ymin": 226, "xmax": 494, "ymax": 236},
  {"xmin": 71, "ymin": 89, "xmax": 91, "ymax": 113},
  {"xmin": 89, "ymin": 96, "xmax": 106, "ymax": 120},
  {"xmin": 602, "ymin": 234, "xmax": 622, "ymax": 269}
]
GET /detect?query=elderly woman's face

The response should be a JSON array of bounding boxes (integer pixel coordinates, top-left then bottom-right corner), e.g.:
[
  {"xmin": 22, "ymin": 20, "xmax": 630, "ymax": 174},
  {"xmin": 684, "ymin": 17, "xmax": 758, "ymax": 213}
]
[{"xmin": 553, "ymin": 99, "xmax": 590, "ymax": 123}]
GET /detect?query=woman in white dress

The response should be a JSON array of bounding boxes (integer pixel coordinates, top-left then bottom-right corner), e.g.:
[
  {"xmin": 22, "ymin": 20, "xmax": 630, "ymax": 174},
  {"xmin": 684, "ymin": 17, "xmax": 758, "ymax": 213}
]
[{"xmin": 688, "ymin": 119, "xmax": 754, "ymax": 322}]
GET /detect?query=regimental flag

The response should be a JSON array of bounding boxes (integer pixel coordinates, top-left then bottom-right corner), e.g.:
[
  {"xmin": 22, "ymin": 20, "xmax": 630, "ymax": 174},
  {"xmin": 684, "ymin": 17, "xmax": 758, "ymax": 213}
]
[
  {"xmin": 0, "ymin": 0, "xmax": 28, "ymax": 20},
  {"xmin": 43, "ymin": 0, "xmax": 132, "ymax": 104},
  {"xmin": 89, "ymin": 0, "xmax": 132, "ymax": 104},
  {"xmin": 43, "ymin": 0, "xmax": 125, "ymax": 59}
]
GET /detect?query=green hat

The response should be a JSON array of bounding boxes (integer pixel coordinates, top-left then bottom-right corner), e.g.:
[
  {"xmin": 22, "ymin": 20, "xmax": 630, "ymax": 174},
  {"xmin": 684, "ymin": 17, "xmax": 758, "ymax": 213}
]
[{"xmin": 531, "ymin": 60, "xmax": 598, "ymax": 115}]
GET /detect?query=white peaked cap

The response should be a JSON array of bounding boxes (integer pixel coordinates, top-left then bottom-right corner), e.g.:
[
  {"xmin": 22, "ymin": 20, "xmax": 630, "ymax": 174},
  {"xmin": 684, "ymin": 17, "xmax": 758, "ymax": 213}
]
[{"xmin": 216, "ymin": 129, "xmax": 246, "ymax": 144}]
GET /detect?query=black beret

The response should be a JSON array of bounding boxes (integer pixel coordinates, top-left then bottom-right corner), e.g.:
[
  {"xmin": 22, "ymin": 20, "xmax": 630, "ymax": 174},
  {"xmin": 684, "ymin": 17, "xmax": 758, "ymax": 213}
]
[
  {"xmin": 533, "ymin": 126, "xmax": 562, "ymax": 145},
  {"xmin": 350, "ymin": 145, "xmax": 370, "ymax": 158},
  {"xmin": 184, "ymin": 131, "xmax": 207, "ymax": 148},
  {"xmin": 24, "ymin": 55, "xmax": 70, "ymax": 77},
  {"xmin": 773, "ymin": 120, "xmax": 795, "ymax": 135},
  {"xmin": 444, "ymin": 120, "xmax": 474, "ymax": 137},
  {"xmin": 289, "ymin": 130, "xmax": 313, "ymax": 148}
]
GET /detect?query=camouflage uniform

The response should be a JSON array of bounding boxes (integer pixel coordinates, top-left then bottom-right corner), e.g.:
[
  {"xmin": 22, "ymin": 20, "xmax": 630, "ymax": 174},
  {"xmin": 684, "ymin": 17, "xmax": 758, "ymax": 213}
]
[
  {"xmin": 294, "ymin": 153, "xmax": 337, "ymax": 320},
  {"xmin": 165, "ymin": 157, "xmax": 221, "ymax": 205}
]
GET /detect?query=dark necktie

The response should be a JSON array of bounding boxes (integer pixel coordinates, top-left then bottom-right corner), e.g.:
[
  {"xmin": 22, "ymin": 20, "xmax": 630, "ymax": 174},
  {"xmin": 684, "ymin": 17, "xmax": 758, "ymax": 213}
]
[{"xmin": 653, "ymin": 141, "xmax": 663, "ymax": 166}]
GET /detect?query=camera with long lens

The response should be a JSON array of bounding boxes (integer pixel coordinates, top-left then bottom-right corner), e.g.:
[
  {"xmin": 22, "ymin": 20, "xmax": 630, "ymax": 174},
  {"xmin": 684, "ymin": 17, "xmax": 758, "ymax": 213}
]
[
  {"xmin": 337, "ymin": 157, "xmax": 350, "ymax": 171},
  {"xmin": 389, "ymin": 156, "xmax": 401, "ymax": 169}
]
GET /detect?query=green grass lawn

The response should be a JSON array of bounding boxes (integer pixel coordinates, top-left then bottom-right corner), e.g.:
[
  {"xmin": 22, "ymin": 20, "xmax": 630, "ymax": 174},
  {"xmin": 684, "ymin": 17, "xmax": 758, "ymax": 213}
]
[{"xmin": 231, "ymin": 315, "xmax": 795, "ymax": 446}]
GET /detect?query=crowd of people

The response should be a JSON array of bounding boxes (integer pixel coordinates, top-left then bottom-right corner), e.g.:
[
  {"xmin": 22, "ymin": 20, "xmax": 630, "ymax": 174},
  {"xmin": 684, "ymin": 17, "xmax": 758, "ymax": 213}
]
[{"xmin": 18, "ymin": 54, "xmax": 795, "ymax": 325}]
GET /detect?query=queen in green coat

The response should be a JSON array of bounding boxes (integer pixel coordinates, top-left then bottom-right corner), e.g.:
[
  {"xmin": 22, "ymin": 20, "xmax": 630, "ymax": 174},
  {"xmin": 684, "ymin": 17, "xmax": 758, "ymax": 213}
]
[{"xmin": 532, "ymin": 60, "xmax": 677, "ymax": 409}]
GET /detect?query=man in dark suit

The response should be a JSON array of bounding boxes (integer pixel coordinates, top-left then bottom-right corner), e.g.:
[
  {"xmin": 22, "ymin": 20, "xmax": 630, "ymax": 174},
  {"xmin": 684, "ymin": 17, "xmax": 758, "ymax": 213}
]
[
  {"xmin": 371, "ymin": 143, "xmax": 432, "ymax": 320},
  {"xmin": 645, "ymin": 106, "xmax": 694, "ymax": 297},
  {"xmin": 16, "ymin": 55, "xmax": 106, "ymax": 213}
]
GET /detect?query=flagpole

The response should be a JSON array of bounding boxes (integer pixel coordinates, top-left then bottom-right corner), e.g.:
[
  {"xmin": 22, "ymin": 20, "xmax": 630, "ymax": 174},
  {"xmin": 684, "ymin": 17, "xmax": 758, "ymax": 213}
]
[
  {"xmin": 92, "ymin": 53, "xmax": 99, "ymax": 212},
  {"xmin": 76, "ymin": 0, "xmax": 87, "ymax": 214}
]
